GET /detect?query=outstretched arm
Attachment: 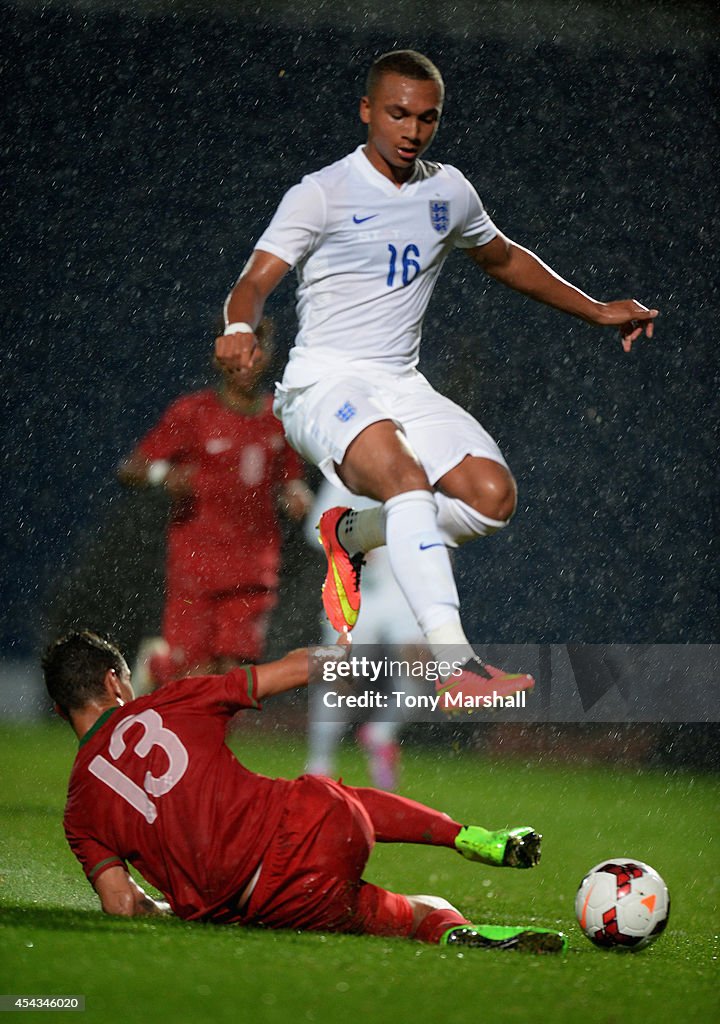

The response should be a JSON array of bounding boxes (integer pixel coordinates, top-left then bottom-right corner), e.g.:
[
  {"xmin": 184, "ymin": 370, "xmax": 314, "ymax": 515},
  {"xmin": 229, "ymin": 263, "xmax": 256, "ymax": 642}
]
[
  {"xmin": 117, "ymin": 448, "xmax": 196, "ymax": 500},
  {"xmin": 94, "ymin": 866, "xmax": 171, "ymax": 917},
  {"xmin": 215, "ymin": 250, "xmax": 291, "ymax": 370},
  {"xmin": 467, "ymin": 232, "xmax": 658, "ymax": 352},
  {"xmin": 255, "ymin": 636, "xmax": 351, "ymax": 700}
]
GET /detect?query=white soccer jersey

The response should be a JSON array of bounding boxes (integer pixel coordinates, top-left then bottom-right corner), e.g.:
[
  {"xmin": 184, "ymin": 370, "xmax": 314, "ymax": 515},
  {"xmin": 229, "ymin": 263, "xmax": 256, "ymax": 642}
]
[{"xmin": 255, "ymin": 146, "xmax": 497, "ymax": 388}]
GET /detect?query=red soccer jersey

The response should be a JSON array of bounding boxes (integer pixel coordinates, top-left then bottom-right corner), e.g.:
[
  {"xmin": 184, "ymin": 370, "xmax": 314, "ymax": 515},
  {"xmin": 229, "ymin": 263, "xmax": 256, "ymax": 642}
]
[
  {"xmin": 63, "ymin": 669, "xmax": 294, "ymax": 921},
  {"xmin": 138, "ymin": 389, "xmax": 304, "ymax": 592}
]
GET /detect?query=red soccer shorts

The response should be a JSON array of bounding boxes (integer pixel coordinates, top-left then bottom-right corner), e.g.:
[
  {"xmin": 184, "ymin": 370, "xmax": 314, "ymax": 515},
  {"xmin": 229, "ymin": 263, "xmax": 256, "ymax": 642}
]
[
  {"xmin": 163, "ymin": 587, "xmax": 277, "ymax": 668},
  {"xmin": 239, "ymin": 775, "xmax": 414, "ymax": 938}
]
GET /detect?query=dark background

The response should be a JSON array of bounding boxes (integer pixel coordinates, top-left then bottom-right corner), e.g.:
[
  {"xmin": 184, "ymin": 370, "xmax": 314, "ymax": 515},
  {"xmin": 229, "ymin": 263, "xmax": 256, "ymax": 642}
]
[{"xmin": 1, "ymin": 0, "xmax": 718, "ymax": 661}]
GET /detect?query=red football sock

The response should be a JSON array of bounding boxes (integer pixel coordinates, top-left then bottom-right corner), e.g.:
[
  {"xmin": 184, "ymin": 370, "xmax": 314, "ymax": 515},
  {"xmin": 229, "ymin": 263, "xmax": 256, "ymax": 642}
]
[
  {"xmin": 346, "ymin": 786, "xmax": 462, "ymax": 846},
  {"xmin": 414, "ymin": 907, "xmax": 471, "ymax": 944}
]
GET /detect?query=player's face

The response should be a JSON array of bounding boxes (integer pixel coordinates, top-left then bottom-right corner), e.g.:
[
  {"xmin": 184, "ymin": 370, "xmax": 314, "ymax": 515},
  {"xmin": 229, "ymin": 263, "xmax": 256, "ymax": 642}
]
[{"xmin": 360, "ymin": 74, "xmax": 443, "ymax": 183}]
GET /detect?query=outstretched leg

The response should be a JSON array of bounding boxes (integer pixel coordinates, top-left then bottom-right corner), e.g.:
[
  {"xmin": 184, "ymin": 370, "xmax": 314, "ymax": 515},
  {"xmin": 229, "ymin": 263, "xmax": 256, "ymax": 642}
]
[
  {"xmin": 318, "ymin": 424, "xmax": 534, "ymax": 708},
  {"xmin": 346, "ymin": 785, "xmax": 461, "ymax": 845},
  {"xmin": 345, "ymin": 785, "xmax": 541, "ymax": 869},
  {"xmin": 355, "ymin": 888, "xmax": 567, "ymax": 953},
  {"xmin": 242, "ymin": 776, "xmax": 560, "ymax": 951}
]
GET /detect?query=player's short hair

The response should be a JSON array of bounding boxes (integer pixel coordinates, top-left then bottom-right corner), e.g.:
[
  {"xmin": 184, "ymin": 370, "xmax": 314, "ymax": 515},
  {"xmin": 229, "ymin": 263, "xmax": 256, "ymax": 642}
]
[
  {"xmin": 42, "ymin": 630, "xmax": 126, "ymax": 712},
  {"xmin": 365, "ymin": 50, "xmax": 444, "ymax": 101}
]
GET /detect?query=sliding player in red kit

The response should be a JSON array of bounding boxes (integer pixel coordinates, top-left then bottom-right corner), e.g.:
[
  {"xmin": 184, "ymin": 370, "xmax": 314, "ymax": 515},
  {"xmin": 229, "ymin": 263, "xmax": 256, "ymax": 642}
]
[{"xmin": 44, "ymin": 629, "xmax": 567, "ymax": 952}]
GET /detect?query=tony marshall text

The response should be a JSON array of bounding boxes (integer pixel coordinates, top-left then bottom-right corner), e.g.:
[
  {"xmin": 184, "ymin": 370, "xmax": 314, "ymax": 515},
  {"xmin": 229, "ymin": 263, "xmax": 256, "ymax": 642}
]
[{"xmin": 322, "ymin": 690, "xmax": 528, "ymax": 711}]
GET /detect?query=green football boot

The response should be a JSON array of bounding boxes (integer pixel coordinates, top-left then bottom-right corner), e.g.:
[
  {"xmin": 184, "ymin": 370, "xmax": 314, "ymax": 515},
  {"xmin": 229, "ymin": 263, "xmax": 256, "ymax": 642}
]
[
  {"xmin": 441, "ymin": 924, "xmax": 568, "ymax": 954},
  {"xmin": 454, "ymin": 825, "xmax": 541, "ymax": 868}
]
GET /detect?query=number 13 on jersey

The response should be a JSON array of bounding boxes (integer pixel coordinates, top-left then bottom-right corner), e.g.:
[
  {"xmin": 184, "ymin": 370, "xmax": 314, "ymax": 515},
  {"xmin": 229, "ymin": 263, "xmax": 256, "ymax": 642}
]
[{"xmin": 89, "ymin": 710, "xmax": 189, "ymax": 823}]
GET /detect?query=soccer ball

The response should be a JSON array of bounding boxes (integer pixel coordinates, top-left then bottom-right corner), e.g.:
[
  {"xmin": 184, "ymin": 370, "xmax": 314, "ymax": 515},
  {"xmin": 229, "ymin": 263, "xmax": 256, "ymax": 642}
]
[{"xmin": 575, "ymin": 859, "xmax": 670, "ymax": 950}]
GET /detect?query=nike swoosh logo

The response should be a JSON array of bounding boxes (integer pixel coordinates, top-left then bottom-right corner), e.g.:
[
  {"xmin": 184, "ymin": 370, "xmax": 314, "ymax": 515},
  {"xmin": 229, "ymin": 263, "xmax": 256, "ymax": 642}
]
[
  {"xmin": 419, "ymin": 542, "xmax": 445, "ymax": 550},
  {"xmin": 352, "ymin": 214, "xmax": 378, "ymax": 224}
]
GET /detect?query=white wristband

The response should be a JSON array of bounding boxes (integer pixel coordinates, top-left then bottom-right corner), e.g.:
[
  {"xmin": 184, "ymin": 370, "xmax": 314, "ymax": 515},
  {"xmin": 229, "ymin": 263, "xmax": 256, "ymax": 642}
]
[
  {"xmin": 147, "ymin": 460, "xmax": 171, "ymax": 486},
  {"xmin": 224, "ymin": 322, "xmax": 254, "ymax": 335}
]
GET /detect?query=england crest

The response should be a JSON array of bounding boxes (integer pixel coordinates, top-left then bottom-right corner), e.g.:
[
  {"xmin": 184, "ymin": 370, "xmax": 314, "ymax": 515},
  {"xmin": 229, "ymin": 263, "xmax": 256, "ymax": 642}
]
[{"xmin": 429, "ymin": 199, "xmax": 450, "ymax": 234}]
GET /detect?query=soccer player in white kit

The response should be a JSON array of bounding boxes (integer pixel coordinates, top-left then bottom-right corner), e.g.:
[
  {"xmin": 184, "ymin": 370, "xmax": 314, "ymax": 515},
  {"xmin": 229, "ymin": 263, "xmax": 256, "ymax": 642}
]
[{"xmin": 215, "ymin": 50, "xmax": 658, "ymax": 710}]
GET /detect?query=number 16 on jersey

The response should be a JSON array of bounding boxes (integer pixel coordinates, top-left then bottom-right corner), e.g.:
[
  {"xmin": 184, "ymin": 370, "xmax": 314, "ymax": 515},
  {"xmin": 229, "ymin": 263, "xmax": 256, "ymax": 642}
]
[{"xmin": 387, "ymin": 244, "xmax": 421, "ymax": 287}]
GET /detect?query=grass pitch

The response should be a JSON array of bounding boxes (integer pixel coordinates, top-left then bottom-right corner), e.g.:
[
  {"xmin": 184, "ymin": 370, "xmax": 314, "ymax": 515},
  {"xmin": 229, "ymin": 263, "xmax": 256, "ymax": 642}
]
[{"xmin": 0, "ymin": 721, "xmax": 717, "ymax": 1024}]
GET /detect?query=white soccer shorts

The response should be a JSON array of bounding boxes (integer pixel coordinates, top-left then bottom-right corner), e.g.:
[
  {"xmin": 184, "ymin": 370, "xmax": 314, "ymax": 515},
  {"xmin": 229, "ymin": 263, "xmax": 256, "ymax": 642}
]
[{"xmin": 273, "ymin": 368, "xmax": 508, "ymax": 489}]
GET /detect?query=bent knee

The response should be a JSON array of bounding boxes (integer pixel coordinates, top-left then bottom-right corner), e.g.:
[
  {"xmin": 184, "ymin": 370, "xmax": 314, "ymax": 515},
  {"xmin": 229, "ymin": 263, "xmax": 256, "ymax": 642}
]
[
  {"xmin": 438, "ymin": 457, "xmax": 517, "ymax": 525},
  {"xmin": 489, "ymin": 470, "xmax": 517, "ymax": 522},
  {"xmin": 466, "ymin": 466, "xmax": 517, "ymax": 524}
]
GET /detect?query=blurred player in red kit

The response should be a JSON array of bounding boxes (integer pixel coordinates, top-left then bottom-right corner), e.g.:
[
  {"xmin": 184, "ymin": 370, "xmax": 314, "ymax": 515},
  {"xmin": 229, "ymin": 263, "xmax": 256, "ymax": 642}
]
[
  {"xmin": 42, "ymin": 629, "xmax": 567, "ymax": 953},
  {"xmin": 118, "ymin": 322, "xmax": 311, "ymax": 684}
]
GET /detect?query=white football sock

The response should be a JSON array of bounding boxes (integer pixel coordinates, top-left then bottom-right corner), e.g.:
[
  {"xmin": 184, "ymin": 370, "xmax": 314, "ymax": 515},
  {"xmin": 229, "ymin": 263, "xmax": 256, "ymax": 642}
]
[
  {"xmin": 337, "ymin": 493, "xmax": 509, "ymax": 555},
  {"xmin": 435, "ymin": 493, "xmax": 508, "ymax": 547},
  {"xmin": 306, "ymin": 717, "xmax": 346, "ymax": 776},
  {"xmin": 383, "ymin": 490, "xmax": 474, "ymax": 663},
  {"xmin": 426, "ymin": 623, "xmax": 475, "ymax": 667},
  {"xmin": 359, "ymin": 720, "xmax": 400, "ymax": 746},
  {"xmin": 337, "ymin": 506, "xmax": 385, "ymax": 557}
]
